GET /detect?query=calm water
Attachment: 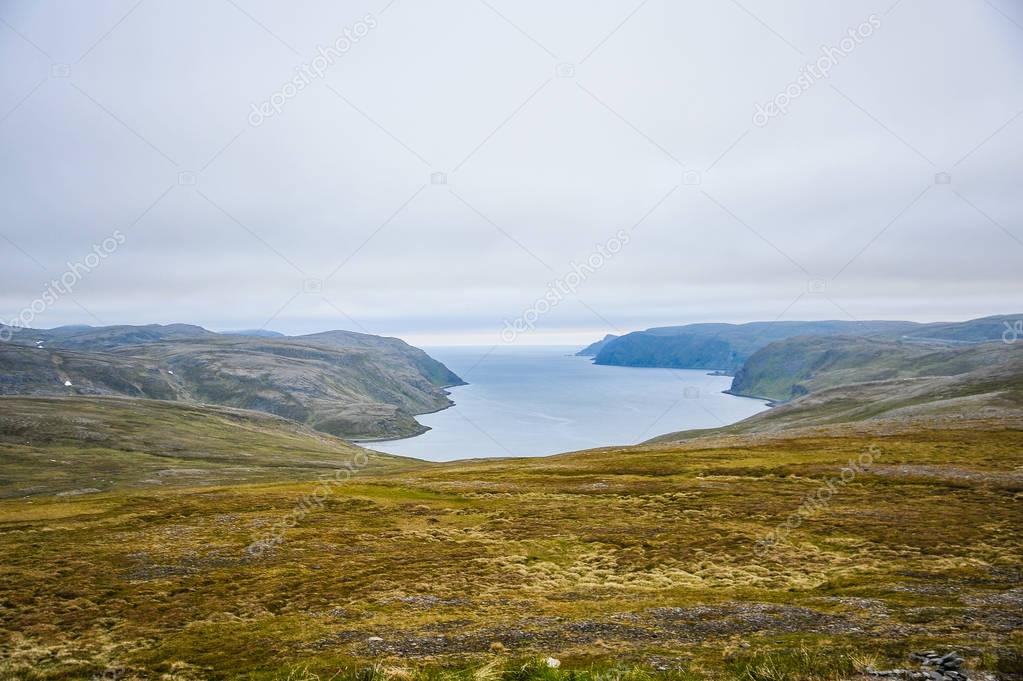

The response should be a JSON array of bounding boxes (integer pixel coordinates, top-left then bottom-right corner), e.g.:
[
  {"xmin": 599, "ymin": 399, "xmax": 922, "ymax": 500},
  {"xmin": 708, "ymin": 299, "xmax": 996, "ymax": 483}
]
[{"xmin": 367, "ymin": 346, "xmax": 768, "ymax": 461}]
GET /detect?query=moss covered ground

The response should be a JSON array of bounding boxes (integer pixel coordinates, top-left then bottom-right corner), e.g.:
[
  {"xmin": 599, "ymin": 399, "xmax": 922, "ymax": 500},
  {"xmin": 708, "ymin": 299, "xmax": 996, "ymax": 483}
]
[{"xmin": 1, "ymin": 399, "xmax": 1020, "ymax": 679}]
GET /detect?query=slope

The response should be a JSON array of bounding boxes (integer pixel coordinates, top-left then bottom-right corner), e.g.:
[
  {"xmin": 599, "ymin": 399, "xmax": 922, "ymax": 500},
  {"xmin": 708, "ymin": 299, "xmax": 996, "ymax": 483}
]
[
  {"xmin": 0, "ymin": 325, "xmax": 464, "ymax": 440},
  {"xmin": 0, "ymin": 396, "xmax": 420, "ymax": 498}
]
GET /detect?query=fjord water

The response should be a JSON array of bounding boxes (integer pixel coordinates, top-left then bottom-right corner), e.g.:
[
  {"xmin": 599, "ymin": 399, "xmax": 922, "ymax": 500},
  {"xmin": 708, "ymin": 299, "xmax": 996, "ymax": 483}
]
[{"xmin": 368, "ymin": 346, "xmax": 768, "ymax": 461}]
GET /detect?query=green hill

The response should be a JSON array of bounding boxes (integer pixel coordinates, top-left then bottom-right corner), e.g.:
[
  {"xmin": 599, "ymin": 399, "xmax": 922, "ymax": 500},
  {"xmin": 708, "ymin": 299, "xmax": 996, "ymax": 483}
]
[
  {"xmin": 647, "ymin": 336, "xmax": 1023, "ymax": 444},
  {"xmin": 729, "ymin": 335, "xmax": 1021, "ymax": 402},
  {"xmin": 0, "ymin": 397, "xmax": 419, "ymax": 498}
]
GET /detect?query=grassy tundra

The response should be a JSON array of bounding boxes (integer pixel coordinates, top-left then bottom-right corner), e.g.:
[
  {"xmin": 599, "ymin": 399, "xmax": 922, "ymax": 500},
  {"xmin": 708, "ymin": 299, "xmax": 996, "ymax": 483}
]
[{"xmin": 1, "ymin": 397, "xmax": 1021, "ymax": 680}]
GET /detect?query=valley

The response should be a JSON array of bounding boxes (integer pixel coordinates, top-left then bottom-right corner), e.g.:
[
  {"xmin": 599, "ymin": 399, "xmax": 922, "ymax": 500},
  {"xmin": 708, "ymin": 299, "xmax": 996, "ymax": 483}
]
[
  {"xmin": 1, "ymin": 316, "xmax": 1021, "ymax": 679},
  {"xmin": 1, "ymin": 406, "xmax": 1020, "ymax": 680}
]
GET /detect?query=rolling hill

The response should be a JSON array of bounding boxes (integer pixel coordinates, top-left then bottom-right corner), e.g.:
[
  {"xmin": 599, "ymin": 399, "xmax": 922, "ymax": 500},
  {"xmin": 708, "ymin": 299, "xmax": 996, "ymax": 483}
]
[
  {"xmin": 728, "ymin": 335, "xmax": 1016, "ymax": 402},
  {"xmin": 5, "ymin": 323, "xmax": 218, "ymax": 351},
  {"xmin": 0, "ymin": 324, "xmax": 464, "ymax": 440},
  {"xmin": 648, "ymin": 334, "xmax": 1023, "ymax": 443},
  {"xmin": 0, "ymin": 396, "xmax": 419, "ymax": 498}
]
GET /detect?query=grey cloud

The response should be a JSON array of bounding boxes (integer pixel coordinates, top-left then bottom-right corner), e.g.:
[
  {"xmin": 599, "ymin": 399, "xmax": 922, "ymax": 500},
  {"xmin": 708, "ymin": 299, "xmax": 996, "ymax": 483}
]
[{"xmin": 1, "ymin": 0, "xmax": 1021, "ymax": 345}]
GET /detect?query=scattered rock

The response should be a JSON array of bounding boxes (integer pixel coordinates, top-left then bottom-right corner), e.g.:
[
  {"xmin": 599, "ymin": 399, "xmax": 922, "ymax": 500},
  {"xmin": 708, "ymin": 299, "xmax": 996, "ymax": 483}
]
[
  {"xmin": 382, "ymin": 594, "xmax": 467, "ymax": 609},
  {"xmin": 55, "ymin": 487, "xmax": 100, "ymax": 497},
  {"xmin": 872, "ymin": 651, "xmax": 972, "ymax": 681}
]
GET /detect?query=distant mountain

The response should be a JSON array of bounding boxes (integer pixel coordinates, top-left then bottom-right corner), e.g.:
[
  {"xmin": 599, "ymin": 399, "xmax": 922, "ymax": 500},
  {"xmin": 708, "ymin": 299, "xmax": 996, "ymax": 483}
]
[
  {"xmin": 897, "ymin": 314, "xmax": 1022, "ymax": 344},
  {"xmin": 7, "ymin": 323, "xmax": 217, "ymax": 351},
  {"xmin": 221, "ymin": 329, "xmax": 285, "ymax": 338},
  {"xmin": 0, "ymin": 324, "xmax": 464, "ymax": 440},
  {"xmin": 49, "ymin": 324, "xmax": 94, "ymax": 333},
  {"xmin": 575, "ymin": 334, "xmax": 618, "ymax": 356},
  {"xmin": 589, "ymin": 320, "xmax": 919, "ymax": 371},
  {"xmin": 583, "ymin": 315, "xmax": 1019, "ymax": 371}
]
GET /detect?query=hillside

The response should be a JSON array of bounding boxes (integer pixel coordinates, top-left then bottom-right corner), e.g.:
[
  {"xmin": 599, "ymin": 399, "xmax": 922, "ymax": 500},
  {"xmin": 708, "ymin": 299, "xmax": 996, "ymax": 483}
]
[
  {"xmin": 294, "ymin": 330, "xmax": 462, "ymax": 389},
  {"xmin": 898, "ymin": 314, "xmax": 1023, "ymax": 344},
  {"xmin": 585, "ymin": 315, "xmax": 1019, "ymax": 371},
  {"xmin": 728, "ymin": 335, "xmax": 1016, "ymax": 402},
  {"xmin": 0, "ymin": 324, "xmax": 464, "ymax": 440},
  {"xmin": 5, "ymin": 323, "xmax": 218, "ymax": 351},
  {"xmin": 0, "ymin": 397, "xmax": 418, "ymax": 498},
  {"xmin": 647, "ymin": 336, "xmax": 1023, "ymax": 444},
  {"xmin": 0, "ymin": 344, "xmax": 181, "ymax": 399},
  {"xmin": 575, "ymin": 333, "xmax": 618, "ymax": 356},
  {"xmin": 0, "ymin": 408, "xmax": 1020, "ymax": 678}
]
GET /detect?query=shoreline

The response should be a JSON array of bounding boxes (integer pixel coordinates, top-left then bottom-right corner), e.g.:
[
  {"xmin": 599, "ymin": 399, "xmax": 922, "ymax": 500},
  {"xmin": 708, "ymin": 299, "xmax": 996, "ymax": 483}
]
[
  {"xmin": 723, "ymin": 388, "xmax": 778, "ymax": 406},
  {"xmin": 353, "ymin": 381, "xmax": 467, "ymax": 444}
]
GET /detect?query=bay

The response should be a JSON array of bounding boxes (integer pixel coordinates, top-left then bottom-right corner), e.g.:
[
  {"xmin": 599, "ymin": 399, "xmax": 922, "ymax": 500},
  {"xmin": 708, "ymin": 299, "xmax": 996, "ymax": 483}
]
[{"xmin": 368, "ymin": 346, "xmax": 768, "ymax": 461}]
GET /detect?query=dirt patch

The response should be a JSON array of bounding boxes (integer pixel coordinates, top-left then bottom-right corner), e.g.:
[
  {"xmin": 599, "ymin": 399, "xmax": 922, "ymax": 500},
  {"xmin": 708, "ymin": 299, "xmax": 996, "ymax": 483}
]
[{"xmin": 321, "ymin": 603, "xmax": 855, "ymax": 658}]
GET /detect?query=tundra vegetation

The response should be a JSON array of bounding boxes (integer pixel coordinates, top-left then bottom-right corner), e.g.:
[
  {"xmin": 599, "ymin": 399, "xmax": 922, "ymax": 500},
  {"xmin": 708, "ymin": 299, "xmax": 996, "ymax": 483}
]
[{"xmin": 1, "ymin": 398, "xmax": 1021, "ymax": 679}]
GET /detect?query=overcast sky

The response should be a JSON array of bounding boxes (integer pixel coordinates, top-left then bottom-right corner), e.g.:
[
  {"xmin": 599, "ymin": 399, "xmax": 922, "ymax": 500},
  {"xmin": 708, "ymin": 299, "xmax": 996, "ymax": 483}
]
[{"xmin": 1, "ymin": 0, "xmax": 1021, "ymax": 346}]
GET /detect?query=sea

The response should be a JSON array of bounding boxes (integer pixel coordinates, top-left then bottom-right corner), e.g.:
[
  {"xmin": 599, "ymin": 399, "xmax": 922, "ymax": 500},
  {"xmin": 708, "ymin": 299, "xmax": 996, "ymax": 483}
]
[{"xmin": 367, "ymin": 345, "xmax": 769, "ymax": 461}]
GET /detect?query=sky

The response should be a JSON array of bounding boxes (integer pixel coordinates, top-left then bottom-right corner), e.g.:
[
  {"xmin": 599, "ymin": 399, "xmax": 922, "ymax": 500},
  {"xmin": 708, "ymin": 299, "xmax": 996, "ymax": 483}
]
[{"xmin": 1, "ymin": 0, "xmax": 1021, "ymax": 347}]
